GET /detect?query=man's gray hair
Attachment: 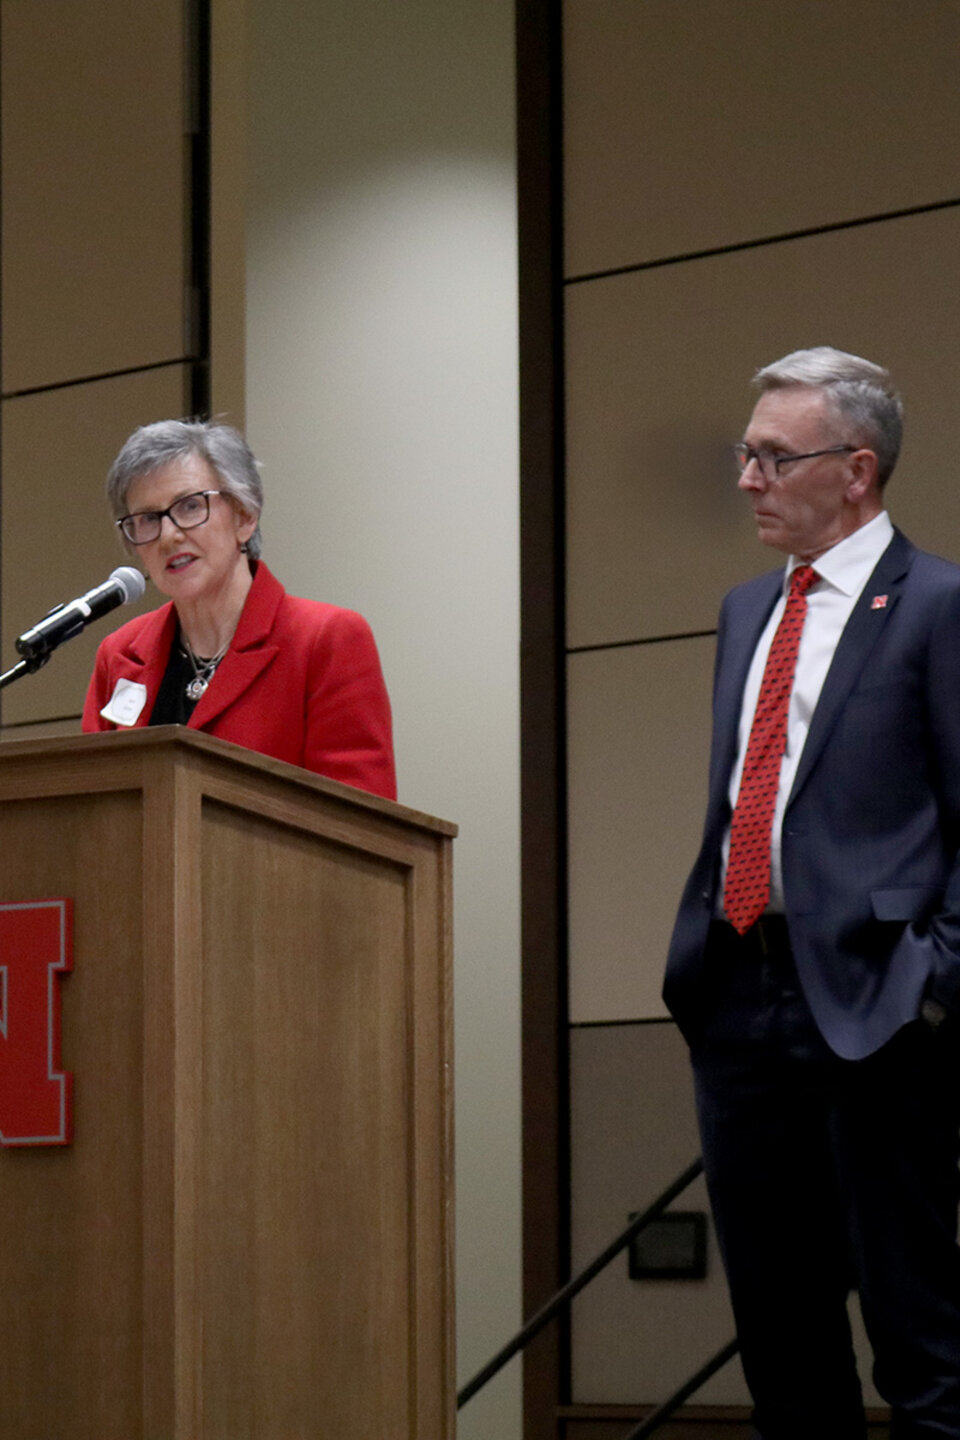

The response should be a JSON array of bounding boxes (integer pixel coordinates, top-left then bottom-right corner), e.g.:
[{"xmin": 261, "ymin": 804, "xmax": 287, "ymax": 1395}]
[
  {"xmin": 107, "ymin": 419, "xmax": 264, "ymax": 557},
  {"xmin": 753, "ymin": 346, "xmax": 903, "ymax": 488}
]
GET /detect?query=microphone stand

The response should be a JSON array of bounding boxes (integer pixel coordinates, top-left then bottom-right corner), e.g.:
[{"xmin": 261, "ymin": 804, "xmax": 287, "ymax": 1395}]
[
  {"xmin": 2, "ymin": 569, "xmax": 145, "ymax": 693},
  {"xmin": 2, "ymin": 595, "xmax": 83, "ymax": 689},
  {"xmin": 1, "ymin": 566, "xmax": 145, "ymax": 695},
  {"xmin": 0, "ymin": 652, "xmax": 51, "ymax": 690}
]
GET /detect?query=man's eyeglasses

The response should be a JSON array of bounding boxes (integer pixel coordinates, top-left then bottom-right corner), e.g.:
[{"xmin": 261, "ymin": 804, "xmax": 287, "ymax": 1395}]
[
  {"xmin": 733, "ymin": 443, "xmax": 855, "ymax": 483},
  {"xmin": 117, "ymin": 490, "xmax": 222, "ymax": 545}
]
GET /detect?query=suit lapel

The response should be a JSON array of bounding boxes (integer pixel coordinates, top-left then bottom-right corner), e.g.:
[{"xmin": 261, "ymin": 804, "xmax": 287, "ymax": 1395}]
[
  {"xmin": 788, "ymin": 529, "xmax": 912, "ymax": 807},
  {"xmin": 188, "ymin": 646, "xmax": 279, "ymax": 728},
  {"xmin": 187, "ymin": 562, "xmax": 283, "ymax": 730},
  {"xmin": 112, "ymin": 602, "xmax": 177, "ymax": 726}
]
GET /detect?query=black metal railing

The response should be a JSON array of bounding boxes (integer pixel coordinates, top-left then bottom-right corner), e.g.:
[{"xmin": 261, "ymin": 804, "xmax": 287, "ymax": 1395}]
[
  {"xmin": 620, "ymin": 1337, "xmax": 740, "ymax": 1440},
  {"xmin": 457, "ymin": 1155, "xmax": 739, "ymax": 1435}
]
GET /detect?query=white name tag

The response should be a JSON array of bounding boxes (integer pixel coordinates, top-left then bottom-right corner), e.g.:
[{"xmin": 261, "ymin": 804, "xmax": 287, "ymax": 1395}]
[{"xmin": 100, "ymin": 678, "xmax": 148, "ymax": 727}]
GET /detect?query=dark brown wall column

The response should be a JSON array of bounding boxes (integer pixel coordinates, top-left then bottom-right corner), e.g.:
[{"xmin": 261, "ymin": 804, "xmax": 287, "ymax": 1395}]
[{"xmin": 517, "ymin": 2, "xmax": 567, "ymax": 1436}]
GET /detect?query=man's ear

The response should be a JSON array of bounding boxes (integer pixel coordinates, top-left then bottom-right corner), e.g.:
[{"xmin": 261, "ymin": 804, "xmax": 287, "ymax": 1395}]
[{"xmin": 845, "ymin": 447, "xmax": 880, "ymax": 503}]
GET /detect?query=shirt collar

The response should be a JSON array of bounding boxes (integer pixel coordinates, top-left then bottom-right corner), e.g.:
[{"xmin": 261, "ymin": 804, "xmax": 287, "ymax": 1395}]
[{"xmin": 785, "ymin": 510, "xmax": 894, "ymax": 598}]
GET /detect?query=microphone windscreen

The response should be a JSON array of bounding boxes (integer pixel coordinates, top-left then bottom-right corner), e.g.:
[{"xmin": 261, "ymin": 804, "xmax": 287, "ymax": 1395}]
[{"xmin": 111, "ymin": 567, "xmax": 146, "ymax": 604}]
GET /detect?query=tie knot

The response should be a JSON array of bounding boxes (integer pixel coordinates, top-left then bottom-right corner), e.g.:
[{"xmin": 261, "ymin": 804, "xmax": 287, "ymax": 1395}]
[{"xmin": 790, "ymin": 564, "xmax": 818, "ymax": 598}]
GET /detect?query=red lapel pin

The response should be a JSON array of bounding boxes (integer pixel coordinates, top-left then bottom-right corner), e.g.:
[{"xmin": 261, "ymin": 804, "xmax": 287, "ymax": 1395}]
[{"xmin": 871, "ymin": 594, "xmax": 888, "ymax": 610}]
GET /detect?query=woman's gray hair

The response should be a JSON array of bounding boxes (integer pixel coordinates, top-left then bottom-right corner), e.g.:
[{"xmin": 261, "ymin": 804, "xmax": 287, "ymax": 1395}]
[
  {"xmin": 753, "ymin": 346, "xmax": 903, "ymax": 488},
  {"xmin": 107, "ymin": 419, "xmax": 265, "ymax": 557}
]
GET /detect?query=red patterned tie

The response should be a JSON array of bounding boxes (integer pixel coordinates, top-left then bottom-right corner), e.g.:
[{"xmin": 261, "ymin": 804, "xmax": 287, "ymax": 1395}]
[{"xmin": 724, "ymin": 564, "xmax": 818, "ymax": 935}]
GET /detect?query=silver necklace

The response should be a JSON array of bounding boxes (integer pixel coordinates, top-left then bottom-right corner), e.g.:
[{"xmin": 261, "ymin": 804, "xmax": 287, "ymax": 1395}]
[{"xmin": 182, "ymin": 638, "xmax": 229, "ymax": 702}]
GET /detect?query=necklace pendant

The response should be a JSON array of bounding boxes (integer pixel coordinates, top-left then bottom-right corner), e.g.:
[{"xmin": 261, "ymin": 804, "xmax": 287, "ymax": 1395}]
[
  {"xmin": 182, "ymin": 636, "xmax": 229, "ymax": 704},
  {"xmin": 186, "ymin": 675, "xmax": 209, "ymax": 702}
]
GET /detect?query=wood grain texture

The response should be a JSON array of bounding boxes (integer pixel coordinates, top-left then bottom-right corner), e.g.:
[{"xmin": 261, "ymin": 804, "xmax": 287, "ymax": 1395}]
[
  {"xmin": 0, "ymin": 730, "xmax": 455, "ymax": 1439},
  {"xmin": 0, "ymin": 790, "xmax": 145, "ymax": 1440}
]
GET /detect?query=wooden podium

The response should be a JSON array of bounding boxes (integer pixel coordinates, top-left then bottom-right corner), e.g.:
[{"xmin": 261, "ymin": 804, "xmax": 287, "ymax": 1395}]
[{"xmin": 0, "ymin": 728, "xmax": 455, "ymax": 1440}]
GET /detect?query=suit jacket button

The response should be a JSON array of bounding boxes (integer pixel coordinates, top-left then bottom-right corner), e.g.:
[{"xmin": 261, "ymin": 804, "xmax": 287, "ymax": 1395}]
[{"xmin": 921, "ymin": 998, "xmax": 948, "ymax": 1029}]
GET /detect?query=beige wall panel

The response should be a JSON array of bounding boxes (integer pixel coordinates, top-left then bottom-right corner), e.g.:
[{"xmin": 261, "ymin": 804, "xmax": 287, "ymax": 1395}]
[
  {"xmin": 570, "ymin": 1022, "xmax": 743, "ymax": 1404},
  {"xmin": 1, "ymin": 366, "xmax": 188, "ymax": 727},
  {"xmin": 564, "ymin": 0, "xmax": 960, "ymax": 278},
  {"xmin": 566, "ymin": 207, "xmax": 960, "ymax": 651},
  {"xmin": 1, "ymin": 0, "xmax": 186, "ymax": 392},
  {"xmin": 0, "ymin": 717, "xmax": 80, "ymax": 745},
  {"xmin": 568, "ymin": 636, "xmax": 714, "ymax": 1025},
  {"xmin": 245, "ymin": 4, "xmax": 522, "ymax": 1434},
  {"xmin": 570, "ymin": 1023, "xmax": 881, "ymax": 1406}
]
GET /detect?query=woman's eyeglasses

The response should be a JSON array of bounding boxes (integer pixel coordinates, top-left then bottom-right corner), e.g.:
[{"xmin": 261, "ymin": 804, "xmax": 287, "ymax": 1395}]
[{"xmin": 116, "ymin": 490, "xmax": 223, "ymax": 545}]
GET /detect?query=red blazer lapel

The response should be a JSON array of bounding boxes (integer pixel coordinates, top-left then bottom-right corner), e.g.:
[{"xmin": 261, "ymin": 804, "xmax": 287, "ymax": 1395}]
[
  {"xmin": 110, "ymin": 602, "xmax": 177, "ymax": 727},
  {"xmin": 188, "ymin": 562, "xmax": 284, "ymax": 731}
]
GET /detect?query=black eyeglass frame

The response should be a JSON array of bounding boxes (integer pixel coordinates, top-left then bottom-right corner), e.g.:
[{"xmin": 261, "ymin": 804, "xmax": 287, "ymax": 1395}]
[
  {"xmin": 116, "ymin": 489, "xmax": 223, "ymax": 545},
  {"xmin": 733, "ymin": 443, "xmax": 856, "ymax": 482}
]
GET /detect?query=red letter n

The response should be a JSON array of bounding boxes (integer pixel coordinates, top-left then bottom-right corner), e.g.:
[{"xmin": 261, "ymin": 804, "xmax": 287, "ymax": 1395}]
[{"xmin": 0, "ymin": 900, "xmax": 73, "ymax": 1146}]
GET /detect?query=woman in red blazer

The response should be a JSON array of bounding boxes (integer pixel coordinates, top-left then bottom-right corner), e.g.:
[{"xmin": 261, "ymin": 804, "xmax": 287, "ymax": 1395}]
[{"xmin": 82, "ymin": 420, "xmax": 396, "ymax": 801}]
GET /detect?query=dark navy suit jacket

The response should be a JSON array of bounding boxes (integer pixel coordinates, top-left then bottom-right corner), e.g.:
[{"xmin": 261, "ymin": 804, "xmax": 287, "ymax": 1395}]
[{"xmin": 664, "ymin": 529, "xmax": 960, "ymax": 1060}]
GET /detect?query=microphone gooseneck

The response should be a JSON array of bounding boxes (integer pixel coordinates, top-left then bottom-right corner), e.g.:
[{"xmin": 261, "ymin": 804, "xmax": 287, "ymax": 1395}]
[{"xmin": 15, "ymin": 567, "xmax": 147, "ymax": 662}]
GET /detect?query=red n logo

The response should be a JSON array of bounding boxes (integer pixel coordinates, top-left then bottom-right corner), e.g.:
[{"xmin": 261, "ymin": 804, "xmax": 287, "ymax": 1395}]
[{"xmin": 0, "ymin": 900, "xmax": 73, "ymax": 1146}]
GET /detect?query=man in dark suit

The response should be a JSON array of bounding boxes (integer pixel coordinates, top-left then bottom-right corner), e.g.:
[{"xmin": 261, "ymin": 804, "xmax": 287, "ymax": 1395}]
[{"xmin": 664, "ymin": 347, "xmax": 960, "ymax": 1439}]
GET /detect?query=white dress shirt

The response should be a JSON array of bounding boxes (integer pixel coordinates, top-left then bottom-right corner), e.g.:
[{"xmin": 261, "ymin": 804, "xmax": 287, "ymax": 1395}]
[{"xmin": 720, "ymin": 510, "xmax": 895, "ymax": 913}]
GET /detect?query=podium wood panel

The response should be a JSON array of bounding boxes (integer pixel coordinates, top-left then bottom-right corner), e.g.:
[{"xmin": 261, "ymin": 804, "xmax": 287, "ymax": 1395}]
[{"xmin": 0, "ymin": 729, "xmax": 455, "ymax": 1440}]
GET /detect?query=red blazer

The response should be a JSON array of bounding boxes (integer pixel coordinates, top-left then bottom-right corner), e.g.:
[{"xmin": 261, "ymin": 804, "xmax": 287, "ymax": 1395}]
[{"xmin": 82, "ymin": 561, "xmax": 396, "ymax": 800}]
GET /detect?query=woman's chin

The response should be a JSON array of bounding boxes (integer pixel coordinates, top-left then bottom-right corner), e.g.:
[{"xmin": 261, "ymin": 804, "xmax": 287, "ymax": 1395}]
[{"xmin": 155, "ymin": 567, "xmax": 205, "ymax": 604}]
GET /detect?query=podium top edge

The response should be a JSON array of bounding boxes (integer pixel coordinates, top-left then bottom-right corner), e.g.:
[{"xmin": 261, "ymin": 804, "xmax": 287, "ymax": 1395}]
[{"xmin": 0, "ymin": 726, "xmax": 459, "ymax": 837}]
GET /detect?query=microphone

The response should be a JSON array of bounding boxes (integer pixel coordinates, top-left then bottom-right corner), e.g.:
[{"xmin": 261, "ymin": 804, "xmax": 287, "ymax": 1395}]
[{"xmin": 16, "ymin": 567, "xmax": 146, "ymax": 662}]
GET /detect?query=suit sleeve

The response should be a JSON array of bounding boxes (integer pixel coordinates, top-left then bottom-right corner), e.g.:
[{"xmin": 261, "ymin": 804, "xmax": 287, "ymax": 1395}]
[
  {"xmin": 303, "ymin": 609, "xmax": 397, "ymax": 800},
  {"xmin": 899, "ymin": 581, "xmax": 960, "ymax": 1014}
]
